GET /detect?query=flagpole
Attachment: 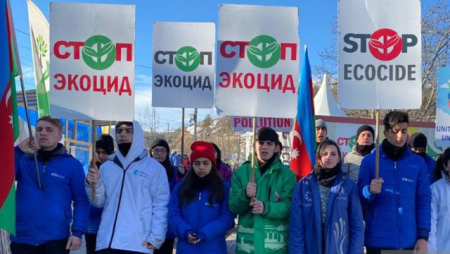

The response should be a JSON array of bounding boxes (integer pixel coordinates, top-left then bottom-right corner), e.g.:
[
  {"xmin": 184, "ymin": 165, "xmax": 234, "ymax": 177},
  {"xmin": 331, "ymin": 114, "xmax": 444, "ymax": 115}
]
[{"xmin": 7, "ymin": 0, "xmax": 41, "ymax": 189}]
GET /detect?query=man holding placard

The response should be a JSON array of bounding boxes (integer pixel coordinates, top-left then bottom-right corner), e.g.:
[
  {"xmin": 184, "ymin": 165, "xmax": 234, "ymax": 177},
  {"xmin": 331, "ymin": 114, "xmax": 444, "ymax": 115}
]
[
  {"xmin": 229, "ymin": 127, "xmax": 296, "ymax": 254},
  {"xmin": 357, "ymin": 111, "xmax": 431, "ymax": 253},
  {"xmin": 86, "ymin": 121, "xmax": 170, "ymax": 253}
]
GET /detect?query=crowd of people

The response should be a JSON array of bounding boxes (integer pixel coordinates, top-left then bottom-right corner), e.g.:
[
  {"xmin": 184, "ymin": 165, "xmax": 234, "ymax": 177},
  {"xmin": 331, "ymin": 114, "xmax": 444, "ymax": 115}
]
[{"xmin": 6, "ymin": 110, "xmax": 450, "ymax": 253}]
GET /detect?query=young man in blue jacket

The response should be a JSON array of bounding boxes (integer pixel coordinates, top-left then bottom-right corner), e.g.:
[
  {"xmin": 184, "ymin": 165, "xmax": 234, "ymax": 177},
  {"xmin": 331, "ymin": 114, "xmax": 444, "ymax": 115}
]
[
  {"xmin": 11, "ymin": 116, "xmax": 90, "ymax": 253},
  {"xmin": 357, "ymin": 111, "xmax": 431, "ymax": 254}
]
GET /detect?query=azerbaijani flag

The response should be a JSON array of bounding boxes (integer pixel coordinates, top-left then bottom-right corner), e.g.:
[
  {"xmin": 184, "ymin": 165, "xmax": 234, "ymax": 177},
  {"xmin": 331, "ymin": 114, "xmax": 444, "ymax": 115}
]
[
  {"xmin": 290, "ymin": 47, "xmax": 315, "ymax": 180},
  {"xmin": 0, "ymin": 0, "xmax": 18, "ymax": 234}
]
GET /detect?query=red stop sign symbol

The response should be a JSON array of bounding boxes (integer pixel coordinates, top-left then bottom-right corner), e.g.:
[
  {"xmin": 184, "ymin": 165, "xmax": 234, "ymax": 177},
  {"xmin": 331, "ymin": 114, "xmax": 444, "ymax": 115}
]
[{"xmin": 369, "ymin": 28, "xmax": 403, "ymax": 61}]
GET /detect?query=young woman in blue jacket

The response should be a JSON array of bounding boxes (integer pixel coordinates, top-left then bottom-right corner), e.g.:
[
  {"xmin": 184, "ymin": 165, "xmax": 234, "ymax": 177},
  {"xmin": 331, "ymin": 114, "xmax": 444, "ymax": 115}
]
[
  {"xmin": 168, "ymin": 141, "xmax": 235, "ymax": 254},
  {"xmin": 289, "ymin": 139, "xmax": 364, "ymax": 254}
]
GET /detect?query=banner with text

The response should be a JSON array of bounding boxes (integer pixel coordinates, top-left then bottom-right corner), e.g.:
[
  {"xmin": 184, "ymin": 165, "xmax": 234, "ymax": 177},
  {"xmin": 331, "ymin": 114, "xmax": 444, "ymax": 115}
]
[
  {"xmin": 338, "ymin": 0, "xmax": 421, "ymax": 109},
  {"xmin": 216, "ymin": 5, "xmax": 299, "ymax": 117},
  {"xmin": 231, "ymin": 116, "xmax": 293, "ymax": 132},
  {"xmin": 152, "ymin": 22, "xmax": 215, "ymax": 108},
  {"xmin": 435, "ymin": 67, "xmax": 450, "ymax": 147},
  {"xmin": 50, "ymin": 3, "xmax": 135, "ymax": 120}
]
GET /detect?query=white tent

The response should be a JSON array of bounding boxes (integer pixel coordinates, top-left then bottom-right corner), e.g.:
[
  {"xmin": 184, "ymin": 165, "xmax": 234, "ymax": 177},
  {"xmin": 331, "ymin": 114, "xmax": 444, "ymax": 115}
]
[{"xmin": 314, "ymin": 74, "xmax": 347, "ymax": 117}]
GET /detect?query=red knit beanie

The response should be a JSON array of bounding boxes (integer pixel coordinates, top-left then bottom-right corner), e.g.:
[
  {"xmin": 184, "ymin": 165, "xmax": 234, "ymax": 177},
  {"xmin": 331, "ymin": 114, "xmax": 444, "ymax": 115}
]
[{"xmin": 190, "ymin": 141, "xmax": 216, "ymax": 166}]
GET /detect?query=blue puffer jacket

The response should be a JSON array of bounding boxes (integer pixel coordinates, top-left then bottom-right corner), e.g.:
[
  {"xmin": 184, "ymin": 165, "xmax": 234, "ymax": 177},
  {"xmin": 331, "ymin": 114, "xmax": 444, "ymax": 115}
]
[
  {"xmin": 12, "ymin": 145, "xmax": 90, "ymax": 245},
  {"xmin": 169, "ymin": 181, "xmax": 235, "ymax": 254},
  {"xmin": 357, "ymin": 146, "xmax": 431, "ymax": 249},
  {"xmin": 289, "ymin": 172, "xmax": 364, "ymax": 254},
  {"xmin": 86, "ymin": 205, "xmax": 103, "ymax": 234}
]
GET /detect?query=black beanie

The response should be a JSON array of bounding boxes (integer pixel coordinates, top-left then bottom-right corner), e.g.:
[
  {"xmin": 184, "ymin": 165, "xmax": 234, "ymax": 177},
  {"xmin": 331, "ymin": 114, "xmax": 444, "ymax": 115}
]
[
  {"xmin": 150, "ymin": 138, "xmax": 170, "ymax": 153},
  {"xmin": 96, "ymin": 134, "xmax": 114, "ymax": 155},
  {"xmin": 410, "ymin": 133, "xmax": 427, "ymax": 149},
  {"xmin": 356, "ymin": 125, "xmax": 375, "ymax": 140},
  {"xmin": 256, "ymin": 127, "xmax": 279, "ymax": 143}
]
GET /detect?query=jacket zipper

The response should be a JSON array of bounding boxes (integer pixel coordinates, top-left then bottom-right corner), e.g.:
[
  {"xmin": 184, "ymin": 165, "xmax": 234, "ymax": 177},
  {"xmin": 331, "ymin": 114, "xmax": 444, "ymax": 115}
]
[
  {"xmin": 35, "ymin": 162, "xmax": 47, "ymax": 245},
  {"xmin": 393, "ymin": 161, "xmax": 403, "ymax": 249},
  {"xmin": 107, "ymin": 161, "xmax": 137, "ymax": 249},
  {"xmin": 197, "ymin": 191, "xmax": 202, "ymax": 252}
]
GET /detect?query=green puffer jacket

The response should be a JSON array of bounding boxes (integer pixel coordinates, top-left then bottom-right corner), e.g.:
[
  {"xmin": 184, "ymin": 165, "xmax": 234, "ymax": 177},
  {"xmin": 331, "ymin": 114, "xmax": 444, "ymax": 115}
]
[{"xmin": 229, "ymin": 156, "xmax": 296, "ymax": 254}]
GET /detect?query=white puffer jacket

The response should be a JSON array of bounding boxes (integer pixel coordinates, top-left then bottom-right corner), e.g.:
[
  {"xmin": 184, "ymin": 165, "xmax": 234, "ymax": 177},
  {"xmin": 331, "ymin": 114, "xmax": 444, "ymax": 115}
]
[
  {"xmin": 86, "ymin": 121, "xmax": 170, "ymax": 253},
  {"xmin": 428, "ymin": 171, "xmax": 450, "ymax": 253}
]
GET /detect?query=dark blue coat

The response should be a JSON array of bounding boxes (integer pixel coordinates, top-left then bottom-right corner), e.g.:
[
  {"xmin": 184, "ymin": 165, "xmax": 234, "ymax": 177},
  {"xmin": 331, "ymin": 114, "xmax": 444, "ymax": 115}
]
[
  {"xmin": 168, "ymin": 181, "xmax": 235, "ymax": 254},
  {"xmin": 289, "ymin": 172, "xmax": 364, "ymax": 254},
  {"xmin": 357, "ymin": 147, "xmax": 431, "ymax": 249}
]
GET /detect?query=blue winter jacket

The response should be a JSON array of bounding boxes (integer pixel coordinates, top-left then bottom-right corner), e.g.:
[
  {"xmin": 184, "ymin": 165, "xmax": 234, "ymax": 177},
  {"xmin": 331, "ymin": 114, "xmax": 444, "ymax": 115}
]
[
  {"xmin": 357, "ymin": 146, "xmax": 431, "ymax": 249},
  {"xmin": 289, "ymin": 172, "xmax": 364, "ymax": 254},
  {"xmin": 168, "ymin": 181, "xmax": 235, "ymax": 254},
  {"xmin": 12, "ymin": 146, "xmax": 90, "ymax": 245},
  {"xmin": 86, "ymin": 205, "xmax": 103, "ymax": 234}
]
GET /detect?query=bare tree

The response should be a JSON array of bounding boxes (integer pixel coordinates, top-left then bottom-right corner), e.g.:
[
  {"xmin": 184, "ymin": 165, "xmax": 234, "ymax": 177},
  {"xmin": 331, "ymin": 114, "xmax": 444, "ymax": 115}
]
[
  {"xmin": 412, "ymin": 0, "xmax": 450, "ymax": 121},
  {"xmin": 140, "ymin": 103, "xmax": 161, "ymax": 147},
  {"xmin": 314, "ymin": 1, "xmax": 450, "ymax": 121},
  {"xmin": 200, "ymin": 114, "xmax": 213, "ymax": 141}
]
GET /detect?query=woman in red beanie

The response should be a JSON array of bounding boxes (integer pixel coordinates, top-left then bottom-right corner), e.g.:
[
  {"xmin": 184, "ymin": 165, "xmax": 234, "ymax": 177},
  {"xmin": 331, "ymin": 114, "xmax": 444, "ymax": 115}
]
[{"xmin": 168, "ymin": 141, "xmax": 235, "ymax": 254}]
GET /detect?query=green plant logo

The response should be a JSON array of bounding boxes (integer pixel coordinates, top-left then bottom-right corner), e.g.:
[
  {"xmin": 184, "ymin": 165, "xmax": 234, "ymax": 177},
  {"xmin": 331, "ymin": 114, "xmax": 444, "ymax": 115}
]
[
  {"xmin": 247, "ymin": 35, "xmax": 281, "ymax": 68},
  {"xmin": 175, "ymin": 46, "xmax": 200, "ymax": 72},
  {"xmin": 36, "ymin": 35, "xmax": 48, "ymax": 57},
  {"xmin": 349, "ymin": 135, "xmax": 356, "ymax": 149},
  {"xmin": 82, "ymin": 35, "xmax": 116, "ymax": 70}
]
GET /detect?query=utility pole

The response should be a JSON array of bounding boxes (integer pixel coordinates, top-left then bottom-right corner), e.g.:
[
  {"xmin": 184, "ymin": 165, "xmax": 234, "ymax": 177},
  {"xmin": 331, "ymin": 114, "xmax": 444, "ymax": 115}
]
[
  {"xmin": 190, "ymin": 108, "xmax": 198, "ymax": 141},
  {"xmin": 166, "ymin": 123, "xmax": 169, "ymax": 147},
  {"xmin": 193, "ymin": 108, "xmax": 197, "ymax": 141}
]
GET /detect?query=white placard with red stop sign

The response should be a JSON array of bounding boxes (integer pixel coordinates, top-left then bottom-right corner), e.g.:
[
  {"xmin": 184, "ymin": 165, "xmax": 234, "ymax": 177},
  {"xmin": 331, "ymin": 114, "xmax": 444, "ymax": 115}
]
[{"xmin": 338, "ymin": 0, "xmax": 421, "ymax": 109}]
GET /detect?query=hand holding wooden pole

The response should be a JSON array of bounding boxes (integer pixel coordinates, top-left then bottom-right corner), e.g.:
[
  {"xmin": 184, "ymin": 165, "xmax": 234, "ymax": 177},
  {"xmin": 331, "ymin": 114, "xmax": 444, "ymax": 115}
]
[
  {"xmin": 250, "ymin": 117, "xmax": 257, "ymax": 183},
  {"xmin": 375, "ymin": 110, "xmax": 380, "ymax": 179}
]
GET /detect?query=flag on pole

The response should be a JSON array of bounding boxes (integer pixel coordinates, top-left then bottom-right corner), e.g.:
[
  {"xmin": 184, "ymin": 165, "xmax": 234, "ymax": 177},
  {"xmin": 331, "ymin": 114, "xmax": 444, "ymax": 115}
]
[
  {"xmin": 290, "ymin": 47, "xmax": 315, "ymax": 180},
  {"xmin": 0, "ymin": 0, "xmax": 19, "ymax": 234},
  {"xmin": 27, "ymin": 0, "xmax": 50, "ymax": 116}
]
